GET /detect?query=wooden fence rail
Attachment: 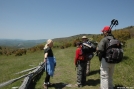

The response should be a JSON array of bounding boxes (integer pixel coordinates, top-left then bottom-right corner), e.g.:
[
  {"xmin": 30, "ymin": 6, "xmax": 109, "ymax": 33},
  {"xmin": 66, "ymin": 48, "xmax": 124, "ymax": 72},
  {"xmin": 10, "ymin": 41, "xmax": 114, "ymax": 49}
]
[
  {"xmin": 0, "ymin": 62, "xmax": 45, "ymax": 89},
  {"xmin": 0, "ymin": 73, "xmax": 30, "ymax": 88},
  {"xmin": 15, "ymin": 66, "xmax": 37, "ymax": 74},
  {"xmin": 19, "ymin": 62, "xmax": 45, "ymax": 89}
]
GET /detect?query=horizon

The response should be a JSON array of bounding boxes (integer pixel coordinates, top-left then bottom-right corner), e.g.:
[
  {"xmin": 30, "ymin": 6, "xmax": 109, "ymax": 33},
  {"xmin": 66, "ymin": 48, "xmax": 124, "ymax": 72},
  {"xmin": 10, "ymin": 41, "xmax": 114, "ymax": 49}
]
[
  {"xmin": 0, "ymin": 25, "xmax": 133, "ymax": 40},
  {"xmin": 1, "ymin": 0, "xmax": 134, "ymax": 40}
]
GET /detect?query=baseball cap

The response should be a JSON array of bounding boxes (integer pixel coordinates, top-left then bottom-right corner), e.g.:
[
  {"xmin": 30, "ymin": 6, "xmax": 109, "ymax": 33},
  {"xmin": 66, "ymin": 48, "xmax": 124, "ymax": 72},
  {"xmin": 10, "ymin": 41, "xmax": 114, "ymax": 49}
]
[{"xmin": 101, "ymin": 26, "xmax": 111, "ymax": 32}]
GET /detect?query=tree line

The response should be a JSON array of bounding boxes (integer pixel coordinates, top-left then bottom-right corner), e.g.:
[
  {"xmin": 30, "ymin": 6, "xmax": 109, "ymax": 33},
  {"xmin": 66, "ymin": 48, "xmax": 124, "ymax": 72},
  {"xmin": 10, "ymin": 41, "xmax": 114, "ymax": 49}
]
[{"xmin": 0, "ymin": 29, "xmax": 132, "ymax": 56}]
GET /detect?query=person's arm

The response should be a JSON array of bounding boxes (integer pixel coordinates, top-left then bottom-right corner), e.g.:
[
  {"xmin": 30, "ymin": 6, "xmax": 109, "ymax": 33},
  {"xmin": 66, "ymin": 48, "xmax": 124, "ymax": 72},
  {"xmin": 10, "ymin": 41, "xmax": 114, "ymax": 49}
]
[
  {"xmin": 97, "ymin": 38, "xmax": 106, "ymax": 61},
  {"xmin": 75, "ymin": 48, "xmax": 80, "ymax": 66},
  {"xmin": 44, "ymin": 53, "xmax": 48, "ymax": 63},
  {"xmin": 97, "ymin": 38, "xmax": 107, "ymax": 51}
]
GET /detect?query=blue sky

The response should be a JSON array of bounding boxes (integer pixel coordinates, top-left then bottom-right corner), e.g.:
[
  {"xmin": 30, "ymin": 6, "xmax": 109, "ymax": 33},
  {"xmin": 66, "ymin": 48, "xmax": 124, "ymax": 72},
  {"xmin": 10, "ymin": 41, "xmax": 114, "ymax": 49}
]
[{"xmin": 0, "ymin": 0, "xmax": 134, "ymax": 40}]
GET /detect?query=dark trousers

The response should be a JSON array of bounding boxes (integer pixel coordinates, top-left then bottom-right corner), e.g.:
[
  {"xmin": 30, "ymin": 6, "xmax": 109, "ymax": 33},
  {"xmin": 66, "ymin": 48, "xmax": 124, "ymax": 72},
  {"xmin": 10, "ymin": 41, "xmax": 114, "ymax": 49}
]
[
  {"xmin": 45, "ymin": 63, "xmax": 50, "ymax": 84},
  {"xmin": 45, "ymin": 71, "xmax": 50, "ymax": 83},
  {"xmin": 77, "ymin": 61, "xmax": 87, "ymax": 85}
]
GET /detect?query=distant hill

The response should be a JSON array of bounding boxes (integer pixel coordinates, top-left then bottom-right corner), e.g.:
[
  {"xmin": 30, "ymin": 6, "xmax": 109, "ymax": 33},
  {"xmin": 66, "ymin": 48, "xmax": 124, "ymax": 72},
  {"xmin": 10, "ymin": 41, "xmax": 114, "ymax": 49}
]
[
  {"xmin": 120, "ymin": 26, "xmax": 134, "ymax": 37},
  {"xmin": 0, "ymin": 26, "xmax": 133, "ymax": 49},
  {"xmin": 53, "ymin": 34, "xmax": 96, "ymax": 42},
  {"xmin": 53, "ymin": 26, "xmax": 134, "ymax": 42},
  {"xmin": 0, "ymin": 39, "xmax": 47, "ymax": 48}
]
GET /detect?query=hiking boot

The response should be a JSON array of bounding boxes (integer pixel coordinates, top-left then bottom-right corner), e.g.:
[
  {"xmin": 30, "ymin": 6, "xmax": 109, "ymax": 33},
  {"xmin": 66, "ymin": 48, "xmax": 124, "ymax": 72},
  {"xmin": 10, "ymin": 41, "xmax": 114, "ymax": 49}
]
[
  {"xmin": 43, "ymin": 84, "xmax": 47, "ymax": 89},
  {"xmin": 86, "ymin": 72, "xmax": 89, "ymax": 76},
  {"xmin": 78, "ymin": 84, "xmax": 83, "ymax": 87},
  {"xmin": 47, "ymin": 82, "xmax": 55, "ymax": 86},
  {"xmin": 74, "ymin": 84, "xmax": 83, "ymax": 87},
  {"xmin": 43, "ymin": 82, "xmax": 48, "ymax": 89}
]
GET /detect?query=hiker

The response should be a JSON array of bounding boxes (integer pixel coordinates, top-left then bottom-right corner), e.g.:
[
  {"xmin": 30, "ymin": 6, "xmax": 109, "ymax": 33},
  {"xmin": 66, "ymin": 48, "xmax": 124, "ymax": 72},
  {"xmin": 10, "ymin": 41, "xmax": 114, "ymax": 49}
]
[
  {"xmin": 97, "ymin": 26, "xmax": 115, "ymax": 89},
  {"xmin": 43, "ymin": 39, "xmax": 56, "ymax": 88},
  {"xmin": 82, "ymin": 36, "xmax": 94, "ymax": 75},
  {"xmin": 74, "ymin": 42, "xmax": 86, "ymax": 87}
]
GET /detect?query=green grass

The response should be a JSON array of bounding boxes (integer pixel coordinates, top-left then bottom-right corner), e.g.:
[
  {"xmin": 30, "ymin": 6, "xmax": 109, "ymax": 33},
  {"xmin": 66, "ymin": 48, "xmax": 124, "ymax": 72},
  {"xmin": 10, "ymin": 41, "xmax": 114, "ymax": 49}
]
[
  {"xmin": 0, "ymin": 51, "xmax": 44, "ymax": 89},
  {"xmin": 0, "ymin": 38, "xmax": 134, "ymax": 89}
]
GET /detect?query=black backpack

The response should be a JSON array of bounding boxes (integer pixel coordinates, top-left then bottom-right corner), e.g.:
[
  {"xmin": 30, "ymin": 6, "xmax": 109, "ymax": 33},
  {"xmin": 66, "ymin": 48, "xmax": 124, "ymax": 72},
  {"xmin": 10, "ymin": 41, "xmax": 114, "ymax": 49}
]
[
  {"xmin": 82, "ymin": 41, "xmax": 96, "ymax": 54},
  {"xmin": 105, "ymin": 37, "xmax": 123, "ymax": 63}
]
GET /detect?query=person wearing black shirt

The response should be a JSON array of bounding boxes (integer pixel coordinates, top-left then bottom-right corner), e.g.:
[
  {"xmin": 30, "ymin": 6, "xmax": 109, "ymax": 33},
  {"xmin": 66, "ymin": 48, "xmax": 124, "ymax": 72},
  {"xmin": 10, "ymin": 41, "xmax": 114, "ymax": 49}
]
[{"xmin": 43, "ymin": 39, "xmax": 56, "ymax": 88}]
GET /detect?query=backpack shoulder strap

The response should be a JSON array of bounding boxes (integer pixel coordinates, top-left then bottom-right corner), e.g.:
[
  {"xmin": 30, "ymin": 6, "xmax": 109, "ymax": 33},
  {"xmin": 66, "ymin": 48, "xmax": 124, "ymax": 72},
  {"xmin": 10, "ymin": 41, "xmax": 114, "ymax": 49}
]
[
  {"xmin": 104, "ymin": 36, "xmax": 114, "ymax": 49},
  {"xmin": 105, "ymin": 36, "xmax": 114, "ymax": 40}
]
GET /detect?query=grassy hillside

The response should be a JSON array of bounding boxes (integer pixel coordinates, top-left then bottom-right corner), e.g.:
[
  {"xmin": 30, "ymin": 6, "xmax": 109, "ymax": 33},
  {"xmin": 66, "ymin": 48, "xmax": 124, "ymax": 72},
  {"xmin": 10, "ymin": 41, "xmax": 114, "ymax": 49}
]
[
  {"xmin": 0, "ymin": 38, "xmax": 134, "ymax": 89},
  {"xmin": 52, "ymin": 34, "xmax": 90, "ymax": 42},
  {"xmin": 121, "ymin": 26, "xmax": 134, "ymax": 37},
  {"xmin": 34, "ymin": 43, "xmax": 134, "ymax": 89},
  {"xmin": 52, "ymin": 26, "xmax": 134, "ymax": 43},
  {"xmin": 0, "ymin": 50, "xmax": 44, "ymax": 89}
]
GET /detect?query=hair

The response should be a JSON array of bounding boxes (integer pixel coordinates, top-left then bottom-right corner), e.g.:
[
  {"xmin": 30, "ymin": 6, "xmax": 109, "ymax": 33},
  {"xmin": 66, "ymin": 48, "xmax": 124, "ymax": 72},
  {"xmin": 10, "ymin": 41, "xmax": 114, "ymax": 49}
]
[
  {"xmin": 43, "ymin": 39, "xmax": 53, "ymax": 49},
  {"xmin": 107, "ymin": 30, "xmax": 111, "ymax": 33},
  {"xmin": 76, "ymin": 41, "xmax": 82, "ymax": 46}
]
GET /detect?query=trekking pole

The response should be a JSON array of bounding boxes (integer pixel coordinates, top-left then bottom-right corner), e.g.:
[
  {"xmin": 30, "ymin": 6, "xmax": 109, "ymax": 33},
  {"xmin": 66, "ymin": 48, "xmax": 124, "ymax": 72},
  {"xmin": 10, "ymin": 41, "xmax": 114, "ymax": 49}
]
[
  {"xmin": 96, "ymin": 19, "xmax": 119, "ymax": 57},
  {"xmin": 109, "ymin": 19, "xmax": 119, "ymax": 30}
]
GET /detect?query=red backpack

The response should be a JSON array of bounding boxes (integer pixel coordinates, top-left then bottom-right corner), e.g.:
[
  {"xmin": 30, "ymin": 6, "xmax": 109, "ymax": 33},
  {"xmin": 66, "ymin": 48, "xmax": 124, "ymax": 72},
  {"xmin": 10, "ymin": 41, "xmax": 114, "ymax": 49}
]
[{"xmin": 77, "ymin": 48, "xmax": 85, "ymax": 61}]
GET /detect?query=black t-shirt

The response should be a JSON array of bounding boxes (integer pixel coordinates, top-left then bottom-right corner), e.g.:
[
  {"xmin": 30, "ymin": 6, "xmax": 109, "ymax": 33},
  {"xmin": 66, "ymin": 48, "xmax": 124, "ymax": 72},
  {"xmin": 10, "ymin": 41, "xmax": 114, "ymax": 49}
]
[{"xmin": 44, "ymin": 47, "xmax": 53, "ymax": 57}]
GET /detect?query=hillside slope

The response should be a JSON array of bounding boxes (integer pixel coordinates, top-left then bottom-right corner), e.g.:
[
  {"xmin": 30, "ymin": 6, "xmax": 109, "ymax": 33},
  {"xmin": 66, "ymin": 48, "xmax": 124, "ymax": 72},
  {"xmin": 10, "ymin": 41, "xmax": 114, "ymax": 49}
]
[
  {"xmin": 0, "ymin": 38, "xmax": 134, "ymax": 89},
  {"xmin": 52, "ymin": 26, "xmax": 134, "ymax": 43}
]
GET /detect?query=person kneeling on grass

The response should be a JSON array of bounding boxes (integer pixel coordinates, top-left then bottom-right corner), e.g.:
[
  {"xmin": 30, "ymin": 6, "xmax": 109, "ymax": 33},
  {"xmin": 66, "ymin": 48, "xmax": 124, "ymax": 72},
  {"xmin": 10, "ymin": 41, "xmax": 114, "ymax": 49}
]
[
  {"xmin": 43, "ymin": 39, "xmax": 56, "ymax": 88},
  {"xmin": 74, "ymin": 42, "xmax": 87, "ymax": 87}
]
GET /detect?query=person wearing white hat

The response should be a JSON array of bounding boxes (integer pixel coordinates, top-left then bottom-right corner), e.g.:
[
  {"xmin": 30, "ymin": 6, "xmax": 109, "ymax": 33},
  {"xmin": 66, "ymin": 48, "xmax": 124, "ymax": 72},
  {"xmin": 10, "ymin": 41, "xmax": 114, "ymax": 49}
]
[
  {"xmin": 82, "ymin": 36, "xmax": 87, "ymax": 39},
  {"xmin": 82, "ymin": 36, "xmax": 94, "ymax": 76}
]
